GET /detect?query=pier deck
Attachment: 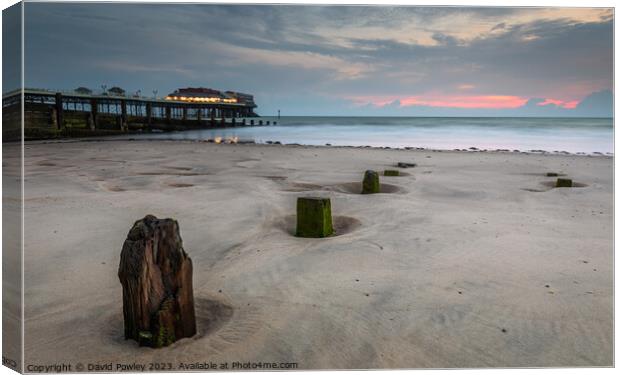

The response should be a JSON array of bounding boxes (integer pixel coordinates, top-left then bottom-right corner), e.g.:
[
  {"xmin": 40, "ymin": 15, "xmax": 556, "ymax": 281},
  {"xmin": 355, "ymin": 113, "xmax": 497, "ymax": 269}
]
[{"xmin": 2, "ymin": 89, "xmax": 271, "ymax": 141}]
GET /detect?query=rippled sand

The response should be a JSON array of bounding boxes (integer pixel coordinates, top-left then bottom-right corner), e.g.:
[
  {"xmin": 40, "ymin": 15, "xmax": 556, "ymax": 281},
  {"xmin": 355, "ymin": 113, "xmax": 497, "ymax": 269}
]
[{"xmin": 8, "ymin": 140, "xmax": 612, "ymax": 369}]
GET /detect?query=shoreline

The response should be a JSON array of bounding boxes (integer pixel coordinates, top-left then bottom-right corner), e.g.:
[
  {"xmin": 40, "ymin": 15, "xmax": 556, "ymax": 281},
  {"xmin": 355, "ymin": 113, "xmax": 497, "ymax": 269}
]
[{"xmin": 21, "ymin": 136, "xmax": 615, "ymax": 158}]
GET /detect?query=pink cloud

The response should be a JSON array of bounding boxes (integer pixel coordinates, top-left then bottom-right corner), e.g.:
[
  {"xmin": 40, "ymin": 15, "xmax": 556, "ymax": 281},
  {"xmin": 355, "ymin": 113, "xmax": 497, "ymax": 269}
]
[
  {"xmin": 350, "ymin": 94, "xmax": 583, "ymax": 110},
  {"xmin": 561, "ymin": 100, "xmax": 579, "ymax": 109},
  {"xmin": 537, "ymin": 98, "xmax": 581, "ymax": 108},
  {"xmin": 351, "ymin": 94, "xmax": 529, "ymax": 109}
]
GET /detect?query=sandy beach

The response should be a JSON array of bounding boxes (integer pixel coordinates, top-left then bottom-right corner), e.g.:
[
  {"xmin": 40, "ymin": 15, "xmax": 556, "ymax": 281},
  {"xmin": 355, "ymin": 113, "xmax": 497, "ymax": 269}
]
[{"xmin": 10, "ymin": 140, "xmax": 612, "ymax": 369}]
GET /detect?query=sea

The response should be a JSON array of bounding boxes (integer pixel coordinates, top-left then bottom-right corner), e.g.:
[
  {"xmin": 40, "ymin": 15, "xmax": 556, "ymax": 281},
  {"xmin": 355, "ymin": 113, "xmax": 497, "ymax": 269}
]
[{"xmin": 126, "ymin": 117, "xmax": 614, "ymax": 155}]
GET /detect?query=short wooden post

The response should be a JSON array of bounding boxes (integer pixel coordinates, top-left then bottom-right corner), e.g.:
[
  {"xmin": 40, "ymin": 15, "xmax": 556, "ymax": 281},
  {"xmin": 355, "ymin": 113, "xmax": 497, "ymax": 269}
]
[
  {"xmin": 556, "ymin": 178, "xmax": 573, "ymax": 188},
  {"xmin": 384, "ymin": 170, "xmax": 400, "ymax": 176},
  {"xmin": 362, "ymin": 170, "xmax": 380, "ymax": 194},
  {"xmin": 296, "ymin": 197, "xmax": 334, "ymax": 238}
]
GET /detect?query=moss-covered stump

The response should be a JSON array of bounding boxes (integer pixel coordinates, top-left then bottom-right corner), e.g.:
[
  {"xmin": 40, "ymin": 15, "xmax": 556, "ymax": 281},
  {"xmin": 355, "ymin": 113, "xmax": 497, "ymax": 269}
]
[
  {"xmin": 384, "ymin": 170, "xmax": 400, "ymax": 176},
  {"xmin": 556, "ymin": 178, "xmax": 573, "ymax": 188},
  {"xmin": 118, "ymin": 215, "xmax": 196, "ymax": 348},
  {"xmin": 546, "ymin": 172, "xmax": 559, "ymax": 177},
  {"xmin": 362, "ymin": 170, "xmax": 380, "ymax": 194},
  {"xmin": 296, "ymin": 197, "xmax": 334, "ymax": 238}
]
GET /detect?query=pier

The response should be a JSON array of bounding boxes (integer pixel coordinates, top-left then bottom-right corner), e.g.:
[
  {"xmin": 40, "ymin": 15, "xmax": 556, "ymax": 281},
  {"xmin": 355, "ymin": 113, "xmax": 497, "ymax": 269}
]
[{"xmin": 2, "ymin": 87, "xmax": 272, "ymax": 141}]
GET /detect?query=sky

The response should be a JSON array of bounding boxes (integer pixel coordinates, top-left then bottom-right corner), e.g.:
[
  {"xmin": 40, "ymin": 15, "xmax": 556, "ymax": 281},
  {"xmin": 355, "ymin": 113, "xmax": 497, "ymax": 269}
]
[{"xmin": 17, "ymin": 3, "xmax": 614, "ymax": 117}]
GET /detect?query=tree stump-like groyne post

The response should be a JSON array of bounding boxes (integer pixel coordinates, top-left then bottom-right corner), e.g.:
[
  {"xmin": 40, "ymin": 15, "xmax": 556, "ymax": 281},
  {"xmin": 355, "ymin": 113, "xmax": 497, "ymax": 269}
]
[{"xmin": 118, "ymin": 215, "xmax": 196, "ymax": 348}]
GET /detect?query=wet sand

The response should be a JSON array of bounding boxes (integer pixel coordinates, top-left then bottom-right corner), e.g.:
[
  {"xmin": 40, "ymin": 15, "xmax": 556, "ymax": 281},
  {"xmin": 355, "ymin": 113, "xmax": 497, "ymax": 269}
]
[{"xmin": 9, "ymin": 140, "xmax": 613, "ymax": 369}]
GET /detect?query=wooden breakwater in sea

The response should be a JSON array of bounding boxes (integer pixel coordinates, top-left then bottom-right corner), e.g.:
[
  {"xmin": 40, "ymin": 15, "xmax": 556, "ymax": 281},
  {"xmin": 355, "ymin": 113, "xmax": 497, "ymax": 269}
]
[{"xmin": 2, "ymin": 89, "xmax": 274, "ymax": 141}]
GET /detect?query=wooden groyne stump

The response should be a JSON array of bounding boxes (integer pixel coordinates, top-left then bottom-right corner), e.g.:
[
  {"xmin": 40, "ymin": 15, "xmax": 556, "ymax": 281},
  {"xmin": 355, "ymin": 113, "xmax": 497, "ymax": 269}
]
[
  {"xmin": 296, "ymin": 197, "xmax": 334, "ymax": 238},
  {"xmin": 118, "ymin": 215, "xmax": 196, "ymax": 348},
  {"xmin": 384, "ymin": 170, "xmax": 400, "ymax": 176},
  {"xmin": 362, "ymin": 170, "xmax": 380, "ymax": 194},
  {"xmin": 556, "ymin": 178, "xmax": 573, "ymax": 188},
  {"xmin": 397, "ymin": 162, "xmax": 417, "ymax": 168}
]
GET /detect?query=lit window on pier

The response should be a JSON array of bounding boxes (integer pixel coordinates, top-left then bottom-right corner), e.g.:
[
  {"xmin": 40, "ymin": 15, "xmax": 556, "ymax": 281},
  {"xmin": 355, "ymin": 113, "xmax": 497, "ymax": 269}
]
[{"xmin": 165, "ymin": 96, "xmax": 238, "ymax": 104}]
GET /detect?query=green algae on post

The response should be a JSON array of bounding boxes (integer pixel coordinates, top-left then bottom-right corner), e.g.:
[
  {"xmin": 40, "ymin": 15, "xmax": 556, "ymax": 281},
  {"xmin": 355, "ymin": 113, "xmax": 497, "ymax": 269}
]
[
  {"xmin": 556, "ymin": 178, "xmax": 573, "ymax": 187},
  {"xmin": 296, "ymin": 197, "xmax": 334, "ymax": 238},
  {"xmin": 362, "ymin": 170, "xmax": 380, "ymax": 194},
  {"xmin": 384, "ymin": 170, "xmax": 400, "ymax": 176}
]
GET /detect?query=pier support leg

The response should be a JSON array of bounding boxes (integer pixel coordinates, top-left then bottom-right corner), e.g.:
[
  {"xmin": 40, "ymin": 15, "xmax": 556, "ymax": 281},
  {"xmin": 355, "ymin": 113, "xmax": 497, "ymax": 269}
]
[
  {"xmin": 165, "ymin": 106, "xmax": 171, "ymax": 125},
  {"xmin": 55, "ymin": 92, "xmax": 63, "ymax": 130},
  {"xmin": 146, "ymin": 102, "xmax": 152, "ymax": 130},
  {"xmin": 90, "ymin": 98, "xmax": 98, "ymax": 129},
  {"xmin": 121, "ymin": 99, "xmax": 128, "ymax": 131}
]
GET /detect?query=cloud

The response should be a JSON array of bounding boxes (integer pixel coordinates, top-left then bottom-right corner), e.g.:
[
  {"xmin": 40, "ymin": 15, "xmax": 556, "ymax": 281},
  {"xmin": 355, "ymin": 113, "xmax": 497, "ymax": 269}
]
[
  {"xmin": 574, "ymin": 90, "xmax": 613, "ymax": 117},
  {"xmin": 344, "ymin": 90, "xmax": 612, "ymax": 117},
  {"xmin": 20, "ymin": 3, "xmax": 613, "ymax": 116}
]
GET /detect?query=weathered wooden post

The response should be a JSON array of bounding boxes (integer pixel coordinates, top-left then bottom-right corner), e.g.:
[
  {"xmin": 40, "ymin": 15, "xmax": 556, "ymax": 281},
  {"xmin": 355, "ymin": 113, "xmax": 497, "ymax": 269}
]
[
  {"xmin": 165, "ymin": 106, "xmax": 171, "ymax": 124},
  {"xmin": 296, "ymin": 197, "xmax": 334, "ymax": 238},
  {"xmin": 54, "ymin": 92, "xmax": 63, "ymax": 130},
  {"xmin": 210, "ymin": 108, "xmax": 215, "ymax": 127},
  {"xmin": 118, "ymin": 215, "xmax": 196, "ymax": 348},
  {"xmin": 182, "ymin": 107, "xmax": 187, "ymax": 122},
  {"xmin": 556, "ymin": 178, "xmax": 573, "ymax": 188},
  {"xmin": 384, "ymin": 170, "xmax": 400, "ymax": 176},
  {"xmin": 362, "ymin": 170, "xmax": 380, "ymax": 194},
  {"xmin": 196, "ymin": 108, "xmax": 202, "ymax": 123}
]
